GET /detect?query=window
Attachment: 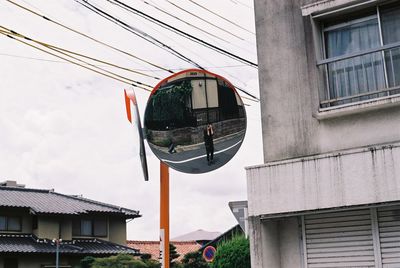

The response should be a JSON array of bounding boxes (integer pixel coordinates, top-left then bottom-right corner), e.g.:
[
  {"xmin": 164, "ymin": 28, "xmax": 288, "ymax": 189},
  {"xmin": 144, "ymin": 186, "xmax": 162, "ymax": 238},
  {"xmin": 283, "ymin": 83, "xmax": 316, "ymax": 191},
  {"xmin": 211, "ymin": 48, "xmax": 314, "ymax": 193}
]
[
  {"xmin": 0, "ymin": 216, "xmax": 21, "ymax": 232},
  {"xmin": 72, "ymin": 218, "xmax": 107, "ymax": 237},
  {"xmin": 4, "ymin": 258, "xmax": 18, "ymax": 268},
  {"xmin": 319, "ymin": 4, "xmax": 400, "ymax": 108}
]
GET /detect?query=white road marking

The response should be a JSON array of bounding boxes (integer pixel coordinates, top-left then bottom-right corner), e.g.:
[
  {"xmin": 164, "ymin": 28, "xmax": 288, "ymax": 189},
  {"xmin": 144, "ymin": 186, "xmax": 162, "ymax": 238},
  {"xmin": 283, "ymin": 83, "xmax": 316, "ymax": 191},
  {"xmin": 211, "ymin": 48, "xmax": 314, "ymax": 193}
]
[{"xmin": 161, "ymin": 139, "xmax": 243, "ymax": 164}]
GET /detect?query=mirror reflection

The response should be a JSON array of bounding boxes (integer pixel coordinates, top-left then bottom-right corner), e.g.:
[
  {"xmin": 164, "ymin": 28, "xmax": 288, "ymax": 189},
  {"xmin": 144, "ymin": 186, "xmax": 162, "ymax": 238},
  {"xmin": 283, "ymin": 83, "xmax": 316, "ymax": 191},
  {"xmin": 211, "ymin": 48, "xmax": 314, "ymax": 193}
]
[{"xmin": 144, "ymin": 69, "xmax": 246, "ymax": 174}]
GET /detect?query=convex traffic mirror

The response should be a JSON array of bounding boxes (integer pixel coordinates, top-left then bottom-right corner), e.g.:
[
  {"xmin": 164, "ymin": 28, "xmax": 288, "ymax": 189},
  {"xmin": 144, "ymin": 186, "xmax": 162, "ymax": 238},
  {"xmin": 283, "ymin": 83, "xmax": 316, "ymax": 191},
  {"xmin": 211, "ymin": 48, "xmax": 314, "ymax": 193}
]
[{"xmin": 144, "ymin": 69, "xmax": 246, "ymax": 174}]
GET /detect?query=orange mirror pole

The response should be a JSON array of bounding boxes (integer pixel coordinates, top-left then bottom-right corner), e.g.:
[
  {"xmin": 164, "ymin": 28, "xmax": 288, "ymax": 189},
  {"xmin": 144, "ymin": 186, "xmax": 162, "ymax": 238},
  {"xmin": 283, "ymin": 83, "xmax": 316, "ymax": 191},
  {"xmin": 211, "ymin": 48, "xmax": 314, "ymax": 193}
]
[{"xmin": 160, "ymin": 161, "xmax": 170, "ymax": 268}]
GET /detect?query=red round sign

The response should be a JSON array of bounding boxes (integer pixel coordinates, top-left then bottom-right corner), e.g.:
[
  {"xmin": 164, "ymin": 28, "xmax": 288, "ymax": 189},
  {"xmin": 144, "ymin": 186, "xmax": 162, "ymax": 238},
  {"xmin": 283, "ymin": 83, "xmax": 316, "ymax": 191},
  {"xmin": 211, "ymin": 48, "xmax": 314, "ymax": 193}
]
[{"xmin": 203, "ymin": 245, "xmax": 216, "ymax": 262}]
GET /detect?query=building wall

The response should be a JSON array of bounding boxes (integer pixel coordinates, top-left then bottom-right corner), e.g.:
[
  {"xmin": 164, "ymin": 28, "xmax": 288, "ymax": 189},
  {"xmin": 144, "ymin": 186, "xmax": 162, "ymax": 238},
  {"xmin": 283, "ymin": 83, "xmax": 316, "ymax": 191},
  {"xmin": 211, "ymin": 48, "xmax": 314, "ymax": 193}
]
[
  {"xmin": 108, "ymin": 217, "xmax": 127, "ymax": 245},
  {"xmin": 36, "ymin": 216, "xmax": 60, "ymax": 240},
  {"xmin": 0, "ymin": 255, "xmax": 81, "ymax": 268},
  {"xmin": 255, "ymin": 0, "xmax": 400, "ymax": 163},
  {"xmin": 60, "ymin": 218, "xmax": 72, "ymax": 241},
  {"xmin": 249, "ymin": 0, "xmax": 400, "ymax": 267},
  {"xmin": 248, "ymin": 217, "xmax": 302, "ymax": 268}
]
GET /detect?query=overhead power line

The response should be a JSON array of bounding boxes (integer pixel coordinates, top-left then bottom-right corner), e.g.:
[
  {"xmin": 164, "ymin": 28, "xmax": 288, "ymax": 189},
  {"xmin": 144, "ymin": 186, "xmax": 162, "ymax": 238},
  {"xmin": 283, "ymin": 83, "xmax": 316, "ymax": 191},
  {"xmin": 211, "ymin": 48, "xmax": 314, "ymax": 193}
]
[
  {"xmin": 3, "ymin": 0, "xmax": 259, "ymax": 100},
  {"xmin": 76, "ymin": 0, "xmax": 204, "ymax": 69},
  {"xmin": 144, "ymin": 0, "xmax": 255, "ymax": 58},
  {"xmin": 0, "ymin": 25, "xmax": 158, "ymax": 83},
  {"xmin": 186, "ymin": 0, "xmax": 255, "ymax": 35},
  {"xmin": 0, "ymin": 28, "xmax": 152, "ymax": 91},
  {"xmin": 5, "ymin": 0, "xmax": 174, "ymax": 74},
  {"xmin": 164, "ymin": 0, "xmax": 244, "ymax": 40},
  {"xmin": 138, "ymin": 0, "xmax": 228, "ymax": 43},
  {"xmin": 104, "ymin": 0, "xmax": 258, "ymax": 68}
]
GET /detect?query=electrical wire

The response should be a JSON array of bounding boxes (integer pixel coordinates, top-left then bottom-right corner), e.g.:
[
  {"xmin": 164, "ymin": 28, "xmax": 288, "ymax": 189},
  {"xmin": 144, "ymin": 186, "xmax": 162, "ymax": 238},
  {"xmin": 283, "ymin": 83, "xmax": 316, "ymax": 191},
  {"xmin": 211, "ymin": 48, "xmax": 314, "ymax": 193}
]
[
  {"xmin": 138, "ymin": 0, "xmax": 228, "ymax": 43},
  {"xmin": 143, "ymin": 0, "xmax": 256, "ymax": 60},
  {"xmin": 186, "ymin": 0, "xmax": 255, "ymax": 35},
  {"xmin": 0, "ymin": 29, "xmax": 152, "ymax": 91},
  {"xmin": 3, "ymin": 0, "xmax": 258, "ymax": 100},
  {"xmin": 76, "ymin": 0, "xmax": 204, "ymax": 69},
  {"xmin": 164, "ymin": 0, "xmax": 244, "ymax": 40},
  {"xmin": 229, "ymin": 0, "xmax": 253, "ymax": 10},
  {"xmin": 0, "ymin": 25, "xmax": 159, "ymax": 84},
  {"xmin": 5, "ymin": 0, "xmax": 174, "ymax": 73},
  {"xmin": 0, "ymin": 53, "xmax": 253, "ymax": 70},
  {"xmin": 104, "ymin": 0, "xmax": 258, "ymax": 68}
]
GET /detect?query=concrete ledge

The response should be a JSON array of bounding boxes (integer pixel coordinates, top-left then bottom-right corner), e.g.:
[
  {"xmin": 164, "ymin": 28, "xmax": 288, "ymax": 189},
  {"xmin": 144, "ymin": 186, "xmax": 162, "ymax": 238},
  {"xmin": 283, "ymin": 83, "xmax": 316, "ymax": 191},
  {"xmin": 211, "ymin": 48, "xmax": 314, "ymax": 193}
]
[
  {"xmin": 315, "ymin": 94, "xmax": 400, "ymax": 120},
  {"xmin": 246, "ymin": 142, "xmax": 400, "ymax": 217},
  {"xmin": 301, "ymin": 0, "xmax": 377, "ymax": 16}
]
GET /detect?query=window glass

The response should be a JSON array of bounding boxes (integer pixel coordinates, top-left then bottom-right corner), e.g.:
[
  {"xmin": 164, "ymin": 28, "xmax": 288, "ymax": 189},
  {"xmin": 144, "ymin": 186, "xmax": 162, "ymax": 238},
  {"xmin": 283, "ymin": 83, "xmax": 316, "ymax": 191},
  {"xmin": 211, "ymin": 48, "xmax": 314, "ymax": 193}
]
[
  {"xmin": 93, "ymin": 219, "xmax": 107, "ymax": 237},
  {"xmin": 325, "ymin": 17, "xmax": 380, "ymax": 58},
  {"xmin": 81, "ymin": 219, "xmax": 92, "ymax": 236},
  {"xmin": 381, "ymin": 6, "xmax": 400, "ymax": 44},
  {"xmin": 7, "ymin": 217, "xmax": 20, "ymax": 231},
  {"xmin": 324, "ymin": 17, "xmax": 385, "ymax": 101},
  {"xmin": 72, "ymin": 219, "xmax": 80, "ymax": 236},
  {"xmin": 381, "ymin": 5, "xmax": 400, "ymax": 88},
  {"xmin": 0, "ymin": 216, "xmax": 6, "ymax": 230}
]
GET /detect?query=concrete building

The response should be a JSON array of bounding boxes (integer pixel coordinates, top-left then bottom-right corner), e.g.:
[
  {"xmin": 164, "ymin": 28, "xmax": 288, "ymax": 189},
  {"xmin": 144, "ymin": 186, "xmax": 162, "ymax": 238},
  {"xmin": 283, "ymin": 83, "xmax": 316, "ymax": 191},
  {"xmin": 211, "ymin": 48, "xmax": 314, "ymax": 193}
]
[
  {"xmin": 0, "ymin": 181, "xmax": 140, "ymax": 268},
  {"xmin": 247, "ymin": 0, "xmax": 400, "ymax": 267}
]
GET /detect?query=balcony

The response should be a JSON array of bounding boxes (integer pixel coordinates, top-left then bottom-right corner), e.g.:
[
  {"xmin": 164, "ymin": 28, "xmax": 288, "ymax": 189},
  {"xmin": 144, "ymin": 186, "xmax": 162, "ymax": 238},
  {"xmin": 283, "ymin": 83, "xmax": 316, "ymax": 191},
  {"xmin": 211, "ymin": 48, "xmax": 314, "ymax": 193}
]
[{"xmin": 246, "ymin": 142, "xmax": 400, "ymax": 218}]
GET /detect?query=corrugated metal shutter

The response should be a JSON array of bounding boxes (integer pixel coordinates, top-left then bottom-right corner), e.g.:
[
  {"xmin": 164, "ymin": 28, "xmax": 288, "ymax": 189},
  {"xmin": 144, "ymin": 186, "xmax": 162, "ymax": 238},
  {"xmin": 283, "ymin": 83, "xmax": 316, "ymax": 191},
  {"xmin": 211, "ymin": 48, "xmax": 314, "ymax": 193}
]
[
  {"xmin": 304, "ymin": 209, "xmax": 375, "ymax": 267},
  {"xmin": 378, "ymin": 206, "xmax": 400, "ymax": 268}
]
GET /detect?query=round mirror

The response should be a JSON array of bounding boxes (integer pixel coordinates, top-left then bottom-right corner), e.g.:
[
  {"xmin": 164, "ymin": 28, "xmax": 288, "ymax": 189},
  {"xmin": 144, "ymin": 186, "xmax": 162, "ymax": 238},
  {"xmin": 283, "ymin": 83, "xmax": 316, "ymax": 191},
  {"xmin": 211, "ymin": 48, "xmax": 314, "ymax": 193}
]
[{"xmin": 144, "ymin": 69, "xmax": 246, "ymax": 174}]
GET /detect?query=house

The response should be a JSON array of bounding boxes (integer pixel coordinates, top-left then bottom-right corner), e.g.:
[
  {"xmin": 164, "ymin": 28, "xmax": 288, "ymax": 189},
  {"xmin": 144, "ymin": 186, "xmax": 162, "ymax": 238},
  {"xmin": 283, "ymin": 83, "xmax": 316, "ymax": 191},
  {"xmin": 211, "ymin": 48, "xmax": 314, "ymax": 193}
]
[
  {"xmin": 127, "ymin": 240, "xmax": 201, "ymax": 262},
  {"xmin": 0, "ymin": 181, "xmax": 140, "ymax": 268},
  {"xmin": 247, "ymin": 0, "xmax": 400, "ymax": 267}
]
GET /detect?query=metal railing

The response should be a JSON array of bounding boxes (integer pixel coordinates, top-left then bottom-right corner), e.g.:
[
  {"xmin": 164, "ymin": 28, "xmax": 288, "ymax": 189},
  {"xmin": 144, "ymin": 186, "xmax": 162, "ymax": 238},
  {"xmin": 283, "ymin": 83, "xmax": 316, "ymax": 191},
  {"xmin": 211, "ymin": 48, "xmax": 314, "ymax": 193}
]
[{"xmin": 317, "ymin": 41, "xmax": 400, "ymax": 108}]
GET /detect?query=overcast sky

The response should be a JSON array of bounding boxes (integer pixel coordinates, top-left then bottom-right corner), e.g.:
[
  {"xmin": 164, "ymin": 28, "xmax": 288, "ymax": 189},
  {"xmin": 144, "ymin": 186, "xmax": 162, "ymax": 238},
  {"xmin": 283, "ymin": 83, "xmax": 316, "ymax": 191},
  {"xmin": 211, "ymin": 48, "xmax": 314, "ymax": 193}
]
[{"xmin": 0, "ymin": 0, "xmax": 262, "ymax": 240}]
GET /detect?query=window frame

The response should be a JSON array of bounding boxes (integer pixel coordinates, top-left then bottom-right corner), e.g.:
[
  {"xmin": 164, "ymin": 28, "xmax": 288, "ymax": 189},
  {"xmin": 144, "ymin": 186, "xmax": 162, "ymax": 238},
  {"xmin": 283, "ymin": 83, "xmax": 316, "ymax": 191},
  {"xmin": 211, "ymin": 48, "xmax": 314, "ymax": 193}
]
[
  {"xmin": 72, "ymin": 218, "xmax": 108, "ymax": 238},
  {"xmin": 0, "ymin": 216, "xmax": 22, "ymax": 232},
  {"xmin": 315, "ymin": 3, "xmax": 400, "ymax": 109}
]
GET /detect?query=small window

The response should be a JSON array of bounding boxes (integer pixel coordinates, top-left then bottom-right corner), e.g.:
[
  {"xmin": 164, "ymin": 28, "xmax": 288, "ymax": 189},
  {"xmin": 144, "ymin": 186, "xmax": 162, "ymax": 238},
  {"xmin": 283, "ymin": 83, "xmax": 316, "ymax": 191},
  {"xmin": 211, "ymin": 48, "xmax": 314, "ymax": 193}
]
[
  {"xmin": 93, "ymin": 219, "xmax": 107, "ymax": 237},
  {"xmin": 4, "ymin": 258, "xmax": 18, "ymax": 268},
  {"xmin": 32, "ymin": 216, "xmax": 38, "ymax": 230},
  {"xmin": 318, "ymin": 4, "xmax": 400, "ymax": 108},
  {"xmin": 0, "ymin": 216, "xmax": 6, "ymax": 231},
  {"xmin": 8, "ymin": 217, "xmax": 21, "ymax": 231},
  {"xmin": 72, "ymin": 218, "xmax": 108, "ymax": 237},
  {"xmin": 81, "ymin": 219, "xmax": 92, "ymax": 236},
  {"xmin": 0, "ymin": 216, "xmax": 21, "ymax": 232}
]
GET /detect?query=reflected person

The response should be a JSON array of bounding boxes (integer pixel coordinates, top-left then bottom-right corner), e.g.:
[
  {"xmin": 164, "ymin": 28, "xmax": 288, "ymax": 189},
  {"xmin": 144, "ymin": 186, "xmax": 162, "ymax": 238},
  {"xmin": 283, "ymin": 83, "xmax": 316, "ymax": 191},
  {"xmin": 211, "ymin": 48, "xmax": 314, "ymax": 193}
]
[{"xmin": 204, "ymin": 124, "xmax": 214, "ymax": 165}]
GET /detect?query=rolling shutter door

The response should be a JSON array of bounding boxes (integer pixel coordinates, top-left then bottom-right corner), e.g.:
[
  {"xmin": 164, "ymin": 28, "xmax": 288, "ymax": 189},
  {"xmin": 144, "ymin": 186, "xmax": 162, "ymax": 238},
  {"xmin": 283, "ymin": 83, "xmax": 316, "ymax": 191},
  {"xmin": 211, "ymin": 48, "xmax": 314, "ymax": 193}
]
[
  {"xmin": 304, "ymin": 209, "xmax": 375, "ymax": 267},
  {"xmin": 378, "ymin": 206, "xmax": 400, "ymax": 267}
]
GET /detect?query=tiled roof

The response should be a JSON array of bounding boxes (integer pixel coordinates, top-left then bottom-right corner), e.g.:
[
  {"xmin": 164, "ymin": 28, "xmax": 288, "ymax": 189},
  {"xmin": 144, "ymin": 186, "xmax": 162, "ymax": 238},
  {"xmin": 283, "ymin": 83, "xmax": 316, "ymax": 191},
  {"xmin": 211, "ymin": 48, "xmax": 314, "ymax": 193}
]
[
  {"xmin": 0, "ymin": 234, "xmax": 139, "ymax": 255},
  {"xmin": 126, "ymin": 240, "xmax": 201, "ymax": 261},
  {"xmin": 0, "ymin": 186, "xmax": 140, "ymax": 218},
  {"xmin": 171, "ymin": 229, "xmax": 221, "ymax": 242}
]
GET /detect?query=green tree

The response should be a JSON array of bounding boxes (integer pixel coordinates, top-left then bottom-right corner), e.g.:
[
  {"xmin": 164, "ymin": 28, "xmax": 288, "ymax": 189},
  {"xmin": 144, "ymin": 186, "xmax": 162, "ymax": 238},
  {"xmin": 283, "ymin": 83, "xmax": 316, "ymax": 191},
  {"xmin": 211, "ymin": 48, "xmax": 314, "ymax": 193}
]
[
  {"xmin": 210, "ymin": 236, "xmax": 251, "ymax": 268},
  {"xmin": 140, "ymin": 254, "xmax": 161, "ymax": 268},
  {"xmin": 80, "ymin": 256, "xmax": 96, "ymax": 268},
  {"xmin": 181, "ymin": 251, "xmax": 209, "ymax": 268},
  {"xmin": 170, "ymin": 243, "xmax": 181, "ymax": 268}
]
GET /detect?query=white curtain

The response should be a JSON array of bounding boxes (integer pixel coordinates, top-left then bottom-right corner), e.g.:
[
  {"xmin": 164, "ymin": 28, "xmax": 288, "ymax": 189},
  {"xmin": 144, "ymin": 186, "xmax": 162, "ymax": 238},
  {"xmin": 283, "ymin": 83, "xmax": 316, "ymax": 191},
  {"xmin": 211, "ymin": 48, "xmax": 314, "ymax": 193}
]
[
  {"xmin": 381, "ymin": 6, "xmax": 400, "ymax": 87},
  {"xmin": 325, "ymin": 18, "xmax": 385, "ymax": 100}
]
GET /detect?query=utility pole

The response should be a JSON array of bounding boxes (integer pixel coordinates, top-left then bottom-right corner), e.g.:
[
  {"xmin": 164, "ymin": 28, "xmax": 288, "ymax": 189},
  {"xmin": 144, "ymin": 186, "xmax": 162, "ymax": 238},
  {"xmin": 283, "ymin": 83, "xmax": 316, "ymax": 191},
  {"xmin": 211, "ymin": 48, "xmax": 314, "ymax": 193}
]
[
  {"xmin": 52, "ymin": 238, "xmax": 61, "ymax": 268},
  {"xmin": 160, "ymin": 162, "xmax": 170, "ymax": 268}
]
